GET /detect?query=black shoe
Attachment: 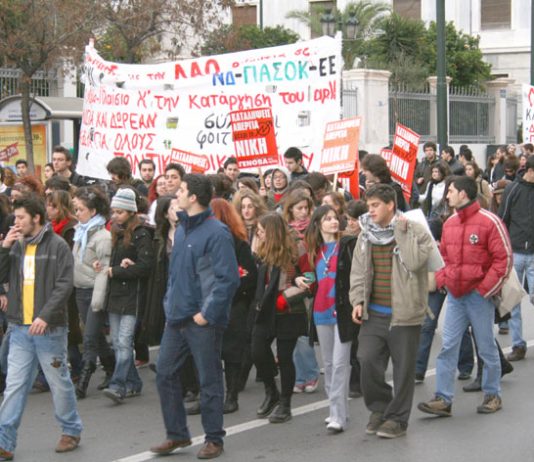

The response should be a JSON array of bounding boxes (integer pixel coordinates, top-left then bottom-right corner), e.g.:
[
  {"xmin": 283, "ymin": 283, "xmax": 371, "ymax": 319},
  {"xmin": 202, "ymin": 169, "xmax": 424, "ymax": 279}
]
[
  {"xmin": 186, "ymin": 401, "xmax": 201, "ymax": 415},
  {"xmin": 75, "ymin": 362, "xmax": 96, "ymax": 400},
  {"xmin": 415, "ymin": 373, "xmax": 425, "ymax": 384},
  {"xmin": 463, "ymin": 377, "xmax": 482, "ymax": 392},
  {"xmin": 256, "ymin": 387, "xmax": 280, "ymax": 418},
  {"xmin": 223, "ymin": 396, "xmax": 238, "ymax": 414},
  {"xmin": 501, "ymin": 360, "xmax": 514, "ymax": 377},
  {"xmin": 457, "ymin": 371, "xmax": 471, "ymax": 381},
  {"xmin": 268, "ymin": 402, "xmax": 291, "ymax": 423}
]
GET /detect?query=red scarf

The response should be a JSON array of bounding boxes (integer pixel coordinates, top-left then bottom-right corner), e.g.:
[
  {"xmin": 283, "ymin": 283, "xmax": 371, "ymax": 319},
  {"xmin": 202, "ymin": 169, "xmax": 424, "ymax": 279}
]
[{"xmin": 52, "ymin": 218, "xmax": 70, "ymax": 235}]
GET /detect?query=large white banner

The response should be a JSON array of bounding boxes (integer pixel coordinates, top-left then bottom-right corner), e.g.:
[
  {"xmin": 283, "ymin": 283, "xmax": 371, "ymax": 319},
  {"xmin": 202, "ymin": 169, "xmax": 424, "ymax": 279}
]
[
  {"xmin": 77, "ymin": 36, "xmax": 342, "ymax": 179},
  {"xmin": 523, "ymin": 84, "xmax": 534, "ymax": 145}
]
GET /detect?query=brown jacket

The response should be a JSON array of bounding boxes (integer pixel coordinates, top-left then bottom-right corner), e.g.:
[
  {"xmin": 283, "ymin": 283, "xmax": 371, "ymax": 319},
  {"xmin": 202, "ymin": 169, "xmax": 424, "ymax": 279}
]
[{"xmin": 349, "ymin": 219, "xmax": 433, "ymax": 326}]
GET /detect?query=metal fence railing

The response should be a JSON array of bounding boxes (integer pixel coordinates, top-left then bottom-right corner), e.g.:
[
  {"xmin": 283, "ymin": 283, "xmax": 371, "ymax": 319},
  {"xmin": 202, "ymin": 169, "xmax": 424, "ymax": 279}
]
[
  {"xmin": 506, "ymin": 96, "xmax": 518, "ymax": 143},
  {"xmin": 389, "ymin": 88, "xmax": 433, "ymax": 142},
  {"xmin": 341, "ymin": 83, "xmax": 358, "ymax": 119},
  {"xmin": 0, "ymin": 68, "xmax": 57, "ymax": 100},
  {"xmin": 449, "ymin": 86, "xmax": 494, "ymax": 144}
]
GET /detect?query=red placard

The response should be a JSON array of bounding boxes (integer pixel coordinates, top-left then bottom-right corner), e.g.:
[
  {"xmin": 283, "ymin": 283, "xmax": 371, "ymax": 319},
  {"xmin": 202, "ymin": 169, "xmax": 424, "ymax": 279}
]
[
  {"xmin": 0, "ymin": 142, "xmax": 19, "ymax": 162},
  {"xmin": 319, "ymin": 117, "xmax": 361, "ymax": 175},
  {"xmin": 229, "ymin": 107, "xmax": 278, "ymax": 169},
  {"xmin": 391, "ymin": 123, "xmax": 420, "ymax": 201},
  {"xmin": 380, "ymin": 148, "xmax": 392, "ymax": 168},
  {"xmin": 171, "ymin": 148, "xmax": 209, "ymax": 174}
]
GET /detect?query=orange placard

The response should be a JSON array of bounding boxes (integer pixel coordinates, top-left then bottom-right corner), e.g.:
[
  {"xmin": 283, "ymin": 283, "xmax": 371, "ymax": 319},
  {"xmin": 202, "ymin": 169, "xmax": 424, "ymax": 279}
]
[
  {"xmin": 171, "ymin": 148, "xmax": 209, "ymax": 174},
  {"xmin": 391, "ymin": 123, "xmax": 420, "ymax": 201},
  {"xmin": 230, "ymin": 107, "xmax": 278, "ymax": 169},
  {"xmin": 319, "ymin": 117, "xmax": 361, "ymax": 175}
]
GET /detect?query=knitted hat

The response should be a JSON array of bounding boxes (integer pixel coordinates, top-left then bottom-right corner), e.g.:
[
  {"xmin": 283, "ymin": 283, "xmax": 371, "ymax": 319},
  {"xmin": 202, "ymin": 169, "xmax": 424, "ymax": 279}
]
[{"xmin": 110, "ymin": 188, "xmax": 137, "ymax": 212}]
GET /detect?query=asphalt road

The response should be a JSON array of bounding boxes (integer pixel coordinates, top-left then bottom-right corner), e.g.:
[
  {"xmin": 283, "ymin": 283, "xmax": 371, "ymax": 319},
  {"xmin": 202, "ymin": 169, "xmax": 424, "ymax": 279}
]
[{"xmin": 8, "ymin": 297, "xmax": 534, "ymax": 462}]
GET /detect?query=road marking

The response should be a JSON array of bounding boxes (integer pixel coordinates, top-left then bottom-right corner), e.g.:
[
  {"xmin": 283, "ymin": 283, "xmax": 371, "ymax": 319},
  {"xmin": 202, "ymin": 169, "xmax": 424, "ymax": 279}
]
[{"xmin": 113, "ymin": 341, "xmax": 531, "ymax": 462}]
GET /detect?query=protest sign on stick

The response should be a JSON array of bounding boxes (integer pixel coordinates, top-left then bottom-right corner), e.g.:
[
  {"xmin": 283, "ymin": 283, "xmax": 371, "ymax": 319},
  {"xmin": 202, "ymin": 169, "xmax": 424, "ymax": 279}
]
[
  {"xmin": 230, "ymin": 107, "xmax": 278, "ymax": 169},
  {"xmin": 390, "ymin": 123, "xmax": 420, "ymax": 201}
]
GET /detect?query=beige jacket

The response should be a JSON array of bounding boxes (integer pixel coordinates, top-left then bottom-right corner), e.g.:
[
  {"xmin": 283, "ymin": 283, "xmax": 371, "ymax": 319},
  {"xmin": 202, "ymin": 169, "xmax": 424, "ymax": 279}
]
[
  {"xmin": 349, "ymin": 219, "xmax": 433, "ymax": 326},
  {"xmin": 73, "ymin": 226, "xmax": 111, "ymax": 312}
]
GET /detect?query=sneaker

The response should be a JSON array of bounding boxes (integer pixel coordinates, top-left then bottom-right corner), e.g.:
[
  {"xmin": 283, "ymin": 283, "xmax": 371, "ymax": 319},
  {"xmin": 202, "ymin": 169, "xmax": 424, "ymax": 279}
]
[
  {"xmin": 0, "ymin": 447, "xmax": 13, "ymax": 461},
  {"xmin": 103, "ymin": 388, "xmax": 124, "ymax": 404},
  {"xmin": 326, "ymin": 421, "xmax": 344, "ymax": 434},
  {"xmin": 293, "ymin": 383, "xmax": 305, "ymax": 393},
  {"xmin": 125, "ymin": 389, "xmax": 142, "ymax": 398},
  {"xmin": 498, "ymin": 327, "xmax": 509, "ymax": 335},
  {"xmin": 304, "ymin": 378, "xmax": 319, "ymax": 393},
  {"xmin": 365, "ymin": 411, "xmax": 383, "ymax": 435},
  {"xmin": 477, "ymin": 395, "xmax": 502, "ymax": 414},
  {"xmin": 376, "ymin": 420, "xmax": 406, "ymax": 439},
  {"xmin": 417, "ymin": 396, "xmax": 452, "ymax": 417},
  {"xmin": 135, "ymin": 360, "xmax": 149, "ymax": 369},
  {"xmin": 324, "ymin": 416, "xmax": 332, "ymax": 425},
  {"xmin": 506, "ymin": 345, "xmax": 526, "ymax": 362},
  {"xmin": 415, "ymin": 373, "xmax": 425, "ymax": 384}
]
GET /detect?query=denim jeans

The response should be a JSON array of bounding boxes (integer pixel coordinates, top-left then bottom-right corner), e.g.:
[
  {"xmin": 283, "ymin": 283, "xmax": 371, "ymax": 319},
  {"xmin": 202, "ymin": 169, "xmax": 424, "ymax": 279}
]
[
  {"xmin": 156, "ymin": 320, "xmax": 225, "ymax": 445},
  {"xmin": 316, "ymin": 325, "xmax": 351, "ymax": 427},
  {"xmin": 0, "ymin": 325, "xmax": 83, "ymax": 452},
  {"xmin": 108, "ymin": 313, "xmax": 142, "ymax": 397},
  {"xmin": 293, "ymin": 336, "xmax": 320, "ymax": 385},
  {"xmin": 436, "ymin": 291, "xmax": 501, "ymax": 403},
  {"xmin": 75, "ymin": 288, "xmax": 114, "ymax": 364},
  {"xmin": 509, "ymin": 253, "xmax": 534, "ymax": 349},
  {"xmin": 416, "ymin": 290, "xmax": 474, "ymax": 376}
]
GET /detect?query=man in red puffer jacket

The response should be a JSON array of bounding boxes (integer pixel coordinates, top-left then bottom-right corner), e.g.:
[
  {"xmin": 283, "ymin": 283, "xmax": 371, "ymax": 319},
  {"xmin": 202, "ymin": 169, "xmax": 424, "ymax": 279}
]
[{"xmin": 418, "ymin": 176, "xmax": 512, "ymax": 417}]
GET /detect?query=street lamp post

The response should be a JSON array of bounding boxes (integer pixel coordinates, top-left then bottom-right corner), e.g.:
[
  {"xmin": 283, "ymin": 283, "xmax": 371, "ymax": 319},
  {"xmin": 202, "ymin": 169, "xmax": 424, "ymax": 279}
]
[
  {"xmin": 320, "ymin": 9, "xmax": 358, "ymax": 40},
  {"xmin": 436, "ymin": 0, "xmax": 448, "ymax": 148}
]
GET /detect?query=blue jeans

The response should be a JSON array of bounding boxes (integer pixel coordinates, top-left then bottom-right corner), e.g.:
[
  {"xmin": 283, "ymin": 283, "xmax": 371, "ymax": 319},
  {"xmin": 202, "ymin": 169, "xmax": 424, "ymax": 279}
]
[
  {"xmin": 509, "ymin": 253, "xmax": 534, "ymax": 349},
  {"xmin": 0, "ymin": 325, "xmax": 83, "ymax": 452},
  {"xmin": 293, "ymin": 336, "xmax": 319, "ymax": 385},
  {"xmin": 108, "ymin": 314, "xmax": 142, "ymax": 397},
  {"xmin": 156, "ymin": 320, "xmax": 225, "ymax": 445},
  {"xmin": 436, "ymin": 291, "xmax": 501, "ymax": 403},
  {"xmin": 416, "ymin": 290, "xmax": 474, "ymax": 376}
]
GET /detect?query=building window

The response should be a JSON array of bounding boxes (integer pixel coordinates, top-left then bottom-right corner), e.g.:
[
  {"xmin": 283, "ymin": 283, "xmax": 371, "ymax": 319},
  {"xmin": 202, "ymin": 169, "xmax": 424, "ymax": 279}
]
[
  {"xmin": 232, "ymin": 4, "xmax": 257, "ymax": 27},
  {"xmin": 393, "ymin": 0, "xmax": 421, "ymax": 20},
  {"xmin": 481, "ymin": 0, "xmax": 511, "ymax": 30}
]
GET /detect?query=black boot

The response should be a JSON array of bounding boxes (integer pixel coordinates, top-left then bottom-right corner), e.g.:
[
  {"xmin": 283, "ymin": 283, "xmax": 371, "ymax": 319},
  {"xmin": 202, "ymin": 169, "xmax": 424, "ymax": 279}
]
[
  {"xmin": 97, "ymin": 354, "xmax": 115, "ymax": 391},
  {"xmin": 75, "ymin": 361, "xmax": 96, "ymax": 399},
  {"xmin": 269, "ymin": 396, "xmax": 292, "ymax": 423},
  {"xmin": 223, "ymin": 363, "xmax": 240, "ymax": 414},
  {"xmin": 256, "ymin": 380, "xmax": 280, "ymax": 418}
]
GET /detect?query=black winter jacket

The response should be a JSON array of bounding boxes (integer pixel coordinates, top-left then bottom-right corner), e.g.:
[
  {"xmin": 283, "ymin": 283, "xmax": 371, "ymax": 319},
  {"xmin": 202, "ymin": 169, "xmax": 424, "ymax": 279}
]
[
  {"xmin": 0, "ymin": 226, "xmax": 73, "ymax": 327},
  {"xmin": 498, "ymin": 178, "xmax": 534, "ymax": 254},
  {"xmin": 106, "ymin": 225, "xmax": 154, "ymax": 316}
]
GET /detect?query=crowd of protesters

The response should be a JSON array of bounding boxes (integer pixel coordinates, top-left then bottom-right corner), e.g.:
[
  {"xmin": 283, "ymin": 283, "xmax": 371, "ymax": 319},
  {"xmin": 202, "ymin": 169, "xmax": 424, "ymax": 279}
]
[{"xmin": 0, "ymin": 140, "xmax": 528, "ymax": 459}]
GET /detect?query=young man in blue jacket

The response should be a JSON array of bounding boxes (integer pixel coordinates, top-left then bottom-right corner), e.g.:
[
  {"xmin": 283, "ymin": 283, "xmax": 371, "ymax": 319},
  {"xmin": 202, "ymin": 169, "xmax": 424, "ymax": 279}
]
[{"xmin": 151, "ymin": 173, "xmax": 240, "ymax": 460}]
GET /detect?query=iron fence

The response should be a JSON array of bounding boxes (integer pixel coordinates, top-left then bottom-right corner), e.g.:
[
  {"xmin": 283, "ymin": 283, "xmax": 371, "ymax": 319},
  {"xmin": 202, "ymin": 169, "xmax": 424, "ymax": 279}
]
[
  {"xmin": 341, "ymin": 83, "xmax": 358, "ymax": 119},
  {"xmin": 505, "ymin": 96, "xmax": 518, "ymax": 143},
  {"xmin": 449, "ymin": 86, "xmax": 494, "ymax": 144},
  {"xmin": 0, "ymin": 68, "xmax": 57, "ymax": 100},
  {"xmin": 389, "ymin": 86, "xmax": 433, "ymax": 142}
]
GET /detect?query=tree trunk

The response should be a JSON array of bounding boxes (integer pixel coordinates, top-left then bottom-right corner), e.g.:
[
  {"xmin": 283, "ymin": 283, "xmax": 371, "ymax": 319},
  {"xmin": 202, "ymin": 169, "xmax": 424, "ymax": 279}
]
[{"xmin": 20, "ymin": 76, "xmax": 35, "ymax": 174}]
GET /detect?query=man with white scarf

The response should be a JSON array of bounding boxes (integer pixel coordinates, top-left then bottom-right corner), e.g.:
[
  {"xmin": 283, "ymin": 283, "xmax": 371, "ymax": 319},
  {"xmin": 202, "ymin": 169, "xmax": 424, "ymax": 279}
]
[{"xmin": 349, "ymin": 183, "xmax": 433, "ymax": 439}]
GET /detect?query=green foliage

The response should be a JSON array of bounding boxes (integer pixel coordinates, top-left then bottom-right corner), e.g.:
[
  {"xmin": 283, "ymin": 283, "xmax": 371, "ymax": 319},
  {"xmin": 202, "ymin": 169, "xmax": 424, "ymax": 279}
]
[
  {"xmin": 365, "ymin": 14, "xmax": 492, "ymax": 88},
  {"xmin": 201, "ymin": 25, "xmax": 299, "ymax": 56},
  {"xmin": 423, "ymin": 22, "xmax": 492, "ymax": 88}
]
